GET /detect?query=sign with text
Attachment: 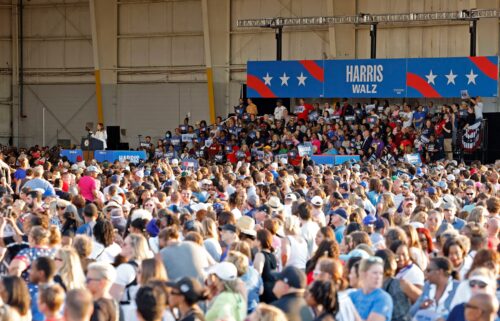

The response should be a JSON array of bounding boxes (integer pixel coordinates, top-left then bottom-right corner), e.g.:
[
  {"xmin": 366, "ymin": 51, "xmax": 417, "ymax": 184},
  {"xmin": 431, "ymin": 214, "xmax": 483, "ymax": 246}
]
[{"xmin": 298, "ymin": 142, "xmax": 313, "ymax": 157}]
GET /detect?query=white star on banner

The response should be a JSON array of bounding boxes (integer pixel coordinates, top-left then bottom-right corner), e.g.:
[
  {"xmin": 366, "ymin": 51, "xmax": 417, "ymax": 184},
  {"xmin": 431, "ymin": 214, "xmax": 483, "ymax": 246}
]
[
  {"xmin": 297, "ymin": 72, "xmax": 307, "ymax": 86},
  {"xmin": 262, "ymin": 73, "xmax": 272, "ymax": 86},
  {"xmin": 425, "ymin": 70, "xmax": 437, "ymax": 85},
  {"xmin": 280, "ymin": 73, "xmax": 290, "ymax": 86},
  {"xmin": 466, "ymin": 69, "xmax": 478, "ymax": 85},
  {"xmin": 445, "ymin": 70, "xmax": 457, "ymax": 85}
]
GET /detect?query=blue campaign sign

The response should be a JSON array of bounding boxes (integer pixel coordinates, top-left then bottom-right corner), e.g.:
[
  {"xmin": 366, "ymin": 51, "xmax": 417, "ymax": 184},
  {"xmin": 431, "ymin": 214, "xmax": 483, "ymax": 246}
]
[
  {"xmin": 404, "ymin": 153, "xmax": 422, "ymax": 166},
  {"xmin": 60, "ymin": 149, "xmax": 83, "ymax": 163},
  {"xmin": 334, "ymin": 155, "xmax": 360, "ymax": 165},
  {"xmin": 324, "ymin": 58, "xmax": 407, "ymax": 98},
  {"xmin": 247, "ymin": 56, "xmax": 498, "ymax": 98},
  {"xmin": 311, "ymin": 155, "xmax": 335, "ymax": 165},
  {"xmin": 94, "ymin": 151, "xmax": 147, "ymax": 164}
]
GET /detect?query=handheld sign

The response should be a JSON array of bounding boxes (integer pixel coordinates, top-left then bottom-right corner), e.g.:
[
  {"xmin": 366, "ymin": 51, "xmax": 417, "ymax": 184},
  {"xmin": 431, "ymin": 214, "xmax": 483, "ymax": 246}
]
[{"xmin": 298, "ymin": 142, "xmax": 313, "ymax": 157}]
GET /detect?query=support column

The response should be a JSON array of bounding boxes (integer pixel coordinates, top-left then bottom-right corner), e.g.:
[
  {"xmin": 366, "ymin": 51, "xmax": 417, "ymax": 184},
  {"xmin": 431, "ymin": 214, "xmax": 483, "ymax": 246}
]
[
  {"xmin": 326, "ymin": 0, "xmax": 336, "ymax": 58},
  {"xmin": 89, "ymin": 0, "xmax": 117, "ymax": 125},
  {"xmin": 89, "ymin": 0, "xmax": 103, "ymax": 124},
  {"xmin": 370, "ymin": 23, "xmax": 377, "ymax": 59},
  {"xmin": 11, "ymin": 0, "xmax": 19, "ymax": 146},
  {"xmin": 201, "ymin": 0, "xmax": 216, "ymax": 124},
  {"xmin": 275, "ymin": 27, "xmax": 283, "ymax": 61}
]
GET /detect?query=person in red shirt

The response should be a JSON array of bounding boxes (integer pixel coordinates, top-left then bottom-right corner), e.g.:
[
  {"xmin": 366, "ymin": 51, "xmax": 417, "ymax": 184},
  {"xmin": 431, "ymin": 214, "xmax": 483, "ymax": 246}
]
[
  {"xmin": 296, "ymin": 98, "xmax": 314, "ymax": 121},
  {"xmin": 207, "ymin": 140, "xmax": 221, "ymax": 159}
]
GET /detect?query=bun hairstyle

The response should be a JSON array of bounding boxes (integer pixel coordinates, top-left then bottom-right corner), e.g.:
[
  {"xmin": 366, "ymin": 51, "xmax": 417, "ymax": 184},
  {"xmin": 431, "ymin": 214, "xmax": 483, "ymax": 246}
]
[{"xmin": 30, "ymin": 226, "xmax": 51, "ymax": 245}]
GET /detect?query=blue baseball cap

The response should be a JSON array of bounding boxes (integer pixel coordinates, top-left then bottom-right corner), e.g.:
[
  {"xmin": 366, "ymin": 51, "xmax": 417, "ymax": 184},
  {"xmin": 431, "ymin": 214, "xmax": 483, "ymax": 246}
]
[
  {"xmin": 362, "ymin": 215, "xmax": 377, "ymax": 225},
  {"xmin": 329, "ymin": 208, "xmax": 348, "ymax": 220}
]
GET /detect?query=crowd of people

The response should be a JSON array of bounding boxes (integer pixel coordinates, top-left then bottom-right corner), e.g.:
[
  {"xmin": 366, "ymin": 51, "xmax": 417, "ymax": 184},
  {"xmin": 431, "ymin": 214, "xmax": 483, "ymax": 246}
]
[
  {"xmin": 0, "ymin": 97, "xmax": 496, "ymax": 321},
  {"xmin": 142, "ymin": 96, "xmax": 485, "ymax": 165}
]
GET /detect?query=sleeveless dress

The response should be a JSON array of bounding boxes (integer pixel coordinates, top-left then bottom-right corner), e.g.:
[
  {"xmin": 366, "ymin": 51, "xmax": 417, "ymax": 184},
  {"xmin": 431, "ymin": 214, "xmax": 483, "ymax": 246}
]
[{"xmin": 259, "ymin": 251, "xmax": 277, "ymax": 303}]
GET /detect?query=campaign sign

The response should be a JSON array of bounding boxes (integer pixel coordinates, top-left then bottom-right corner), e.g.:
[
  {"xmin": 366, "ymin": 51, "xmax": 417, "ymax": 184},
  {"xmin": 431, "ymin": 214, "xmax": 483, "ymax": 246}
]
[
  {"xmin": 325, "ymin": 58, "xmax": 407, "ymax": 98},
  {"xmin": 181, "ymin": 134, "xmax": 196, "ymax": 142},
  {"xmin": 275, "ymin": 154, "xmax": 288, "ymax": 164},
  {"xmin": 298, "ymin": 142, "xmax": 313, "ymax": 157},
  {"xmin": 181, "ymin": 158, "xmax": 199, "ymax": 170},
  {"xmin": 94, "ymin": 151, "xmax": 147, "ymax": 164},
  {"xmin": 334, "ymin": 155, "xmax": 360, "ymax": 165},
  {"xmin": 405, "ymin": 153, "xmax": 423, "ymax": 166},
  {"xmin": 60, "ymin": 149, "xmax": 83, "ymax": 163}
]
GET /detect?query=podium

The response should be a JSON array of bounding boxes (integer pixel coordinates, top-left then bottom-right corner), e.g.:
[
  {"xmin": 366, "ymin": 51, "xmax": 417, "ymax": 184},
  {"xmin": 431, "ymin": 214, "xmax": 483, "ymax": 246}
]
[
  {"xmin": 81, "ymin": 137, "xmax": 104, "ymax": 150},
  {"xmin": 81, "ymin": 137, "xmax": 104, "ymax": 161}
]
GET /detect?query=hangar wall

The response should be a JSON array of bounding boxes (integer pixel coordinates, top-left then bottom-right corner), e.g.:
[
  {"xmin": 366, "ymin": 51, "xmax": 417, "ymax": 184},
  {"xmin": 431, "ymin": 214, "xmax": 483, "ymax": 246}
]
[{"xmin": 0, "ymin": 0, "xmax": 499, "ymax": 148}]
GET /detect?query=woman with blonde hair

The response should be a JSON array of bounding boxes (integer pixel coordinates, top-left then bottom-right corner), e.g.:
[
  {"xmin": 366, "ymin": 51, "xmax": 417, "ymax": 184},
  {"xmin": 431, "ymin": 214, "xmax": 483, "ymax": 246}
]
[
  {"xmin": 247, "ymin": 303, "xmax": 287, "ymax": 321},
  {"xmin": 54, "ymin": 246, "xmax": 86, "ymax": 290},
  {"xmin": 402, "ymin": 224, "xmax": 428, "ymax": 271},
  {"xmin": 9, "ymin": 226, "xmax": 56, "ymax": 280},
  {"xmin": 467, "ymin": 206, "xmax": 488, "ymax": 226},
  {"xmin": 138, "ymin": 258, "xmax": 168, "ymax": 285},
  {"xmin": 281, "ymin": 215, "xmax": 308, "ymax": 270},
  {"xmin": 110, "ymin": 233, "xmax": 152, "ymax": 321},
  {"xmin": 377, "ymin": 193, "xmax": 396, "ymax": 215},
  {"xmin": 202, "ymin": 217, "xmax": 222, "ymax": 262}
]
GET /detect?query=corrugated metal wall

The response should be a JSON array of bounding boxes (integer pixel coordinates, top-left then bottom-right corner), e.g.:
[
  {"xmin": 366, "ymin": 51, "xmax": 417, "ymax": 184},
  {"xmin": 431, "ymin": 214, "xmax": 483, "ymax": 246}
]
[{"xmin": 1, "ymin": 0, "xmax": 499, "ymax": 148}]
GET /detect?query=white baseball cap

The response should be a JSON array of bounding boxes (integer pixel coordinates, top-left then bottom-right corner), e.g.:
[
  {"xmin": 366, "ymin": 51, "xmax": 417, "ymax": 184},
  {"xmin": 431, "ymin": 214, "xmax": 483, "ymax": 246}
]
[
  {"xmin": 205, "ymin": 262, "xmax": 237, "ymax": 281},
  {"xmin": 311, "ymin": 196, "xmax": 323, "ymax": 207}
]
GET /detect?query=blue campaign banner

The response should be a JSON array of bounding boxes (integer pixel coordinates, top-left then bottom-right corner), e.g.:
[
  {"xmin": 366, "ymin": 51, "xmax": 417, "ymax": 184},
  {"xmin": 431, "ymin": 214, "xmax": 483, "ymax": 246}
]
[
  {"xmin": 311, "ymin": 155, "xmax": 360, "ymax": 166},
  {"xmin": 324, "ymin": 58, "xmax": 407, "ymax": 98},
  {"xmin": 334, "ymin": 155, "xmax": 360, "ymax": 165},
  {"xmin": 60, "ymin": 149, "xmax": 83, "ymax": 163},
  {"xmin": 311, "ymin": 155, "xmax": 335, "ymax": 165},
  {"xmin": 94, "ymin": 151, "xmax": 147, "ymax": 164},
  {"xmin": 247, "ymin": 60, "xmax": 324, "ymax": 98},
  {"xmin": 406, "ymin": 56, "xmax": 498, "ymax": 98},
  {"xmin": 247, "ymin": 56, "xmax": 498, "ymax": 98}
]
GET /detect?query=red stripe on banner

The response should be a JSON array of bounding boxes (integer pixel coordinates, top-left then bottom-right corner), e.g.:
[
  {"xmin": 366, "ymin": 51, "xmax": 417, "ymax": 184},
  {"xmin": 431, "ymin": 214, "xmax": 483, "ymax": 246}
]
[
  {"xmin": 406, "ymin": 72, "xmax": 442, "ymax": 98},
  {"xmin": 469, "ymin": 56, "xmax": 498, "ymax": 80},
  {"xmin": 247, "ymin": 75, "xmax": 277, "ymax": 98},
  {"xmin": 299, "ymin": 60, "xmax": 324, "ymax": 82}
]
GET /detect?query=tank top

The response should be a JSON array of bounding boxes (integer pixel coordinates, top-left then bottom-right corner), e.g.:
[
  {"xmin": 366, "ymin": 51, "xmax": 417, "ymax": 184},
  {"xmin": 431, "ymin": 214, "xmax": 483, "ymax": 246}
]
[
  {"xmin": 285, "ymin": 236, "xmax": 308, "ymax": 270},
  {"xmin": 259, "ymin": 251, "xmax": 277, "ymax": 303}
]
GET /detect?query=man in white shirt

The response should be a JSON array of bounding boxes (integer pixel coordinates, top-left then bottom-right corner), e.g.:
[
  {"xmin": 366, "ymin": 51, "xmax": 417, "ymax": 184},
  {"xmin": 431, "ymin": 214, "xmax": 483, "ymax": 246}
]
[
  {"xmin": 470, "ymin": 96, "xmax": 483, "ymax": 121},
  {"xmin": 274, "ymin": 100, "xmax": 288, "ymax": 120},
  {"xmin": 298, "ymin": 202, "xmax": 320, "ymax": 258}
]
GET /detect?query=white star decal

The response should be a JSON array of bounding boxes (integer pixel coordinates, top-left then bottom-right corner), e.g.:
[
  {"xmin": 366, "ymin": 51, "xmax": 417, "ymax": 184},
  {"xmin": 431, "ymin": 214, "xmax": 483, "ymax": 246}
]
[
  {"xmin": 425, "ymin": 70, "xmax": 437, "ymax": 85},
  {"xmin": 445, "ymin": 70, "xmax": 457, "ymax": 85},
  {"xmin": 297, "ymin": 72, "xmax": 307, "ymax": 86},
  {"xmin": 466, "ymin": 69, "xmax": 478, "ymax": 85},
  {"xmin": 262, "ymin": 73, "xmax": 272, "ymax": 86},
  {"xmin": 280, "ymin": 73, "xmax": 290, "ymax": 86}
]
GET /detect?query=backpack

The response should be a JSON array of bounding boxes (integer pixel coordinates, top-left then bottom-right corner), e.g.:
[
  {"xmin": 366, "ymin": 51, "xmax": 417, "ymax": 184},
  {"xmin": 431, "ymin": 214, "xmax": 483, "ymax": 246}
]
[{"xmin": 119, "ymin": 261, "xmax": 138, "ymax": 305}]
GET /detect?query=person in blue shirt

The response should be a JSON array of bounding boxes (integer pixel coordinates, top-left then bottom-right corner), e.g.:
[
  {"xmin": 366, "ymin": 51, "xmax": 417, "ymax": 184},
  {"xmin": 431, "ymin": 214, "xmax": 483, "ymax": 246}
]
[
  {"xmin": 29, "ymin": 256, "xmax": 56, "ymax": 321},
  {"xmin": 75, "ymin": 204, "xmax": 99, "ymax": 237},
  {"xmin": 328, "ymin": 208, "xmax": 348, "ymax": 245},
  {"xmin": 443, "ymin": 203, "xmax": 466, "ymax": 230},
  {"xmin": 22, "ymin": 166, "xmax": 55, "ymax": 198},
  {"xmin": 349, "ymin": 257, "xmax": 393, "ymax": 321},
  {"xmin": 413, "ymin": 105, "xmax": 427, "ymax": 129}
]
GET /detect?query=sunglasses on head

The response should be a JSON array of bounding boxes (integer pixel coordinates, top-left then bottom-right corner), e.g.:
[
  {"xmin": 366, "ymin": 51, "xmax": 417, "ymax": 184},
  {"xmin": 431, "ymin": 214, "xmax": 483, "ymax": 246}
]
[{"xmin": 469, "ymin": 280, "xmax": 488, "ymax": 289}]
